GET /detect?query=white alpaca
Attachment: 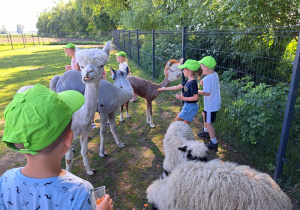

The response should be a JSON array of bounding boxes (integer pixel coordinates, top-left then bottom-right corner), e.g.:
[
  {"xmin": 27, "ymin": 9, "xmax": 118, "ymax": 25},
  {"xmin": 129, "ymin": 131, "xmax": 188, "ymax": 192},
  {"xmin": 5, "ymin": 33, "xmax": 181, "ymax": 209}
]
[
  {"xmin": 50, "ymin": 41, "xmax": 111, "ymax": 175},
  {"xmin": 146, "ymin": 121, "xmax": 292, "ymax": 210},
  {"xmin": 50, "ymin": 67, "xmax": 134, "ymax": 158}
]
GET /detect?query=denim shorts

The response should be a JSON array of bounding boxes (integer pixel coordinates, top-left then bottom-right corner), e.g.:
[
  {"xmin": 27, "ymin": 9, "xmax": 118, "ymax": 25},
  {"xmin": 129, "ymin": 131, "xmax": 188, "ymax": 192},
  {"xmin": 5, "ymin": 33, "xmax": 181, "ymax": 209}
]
[{"xmin": 178, "ymin": 102, "xmax": 199, "ymax": 122}]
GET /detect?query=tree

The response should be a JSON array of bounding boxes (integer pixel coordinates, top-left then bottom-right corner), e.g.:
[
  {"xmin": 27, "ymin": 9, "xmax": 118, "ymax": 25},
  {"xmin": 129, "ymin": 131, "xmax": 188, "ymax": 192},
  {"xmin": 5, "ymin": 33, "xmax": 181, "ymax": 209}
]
[
  {"xmin": 16, "ymin": 24, "xmax": 24, "ymax": 34},
  {"xmin": 0, "ymin": 25, "xmax": 8, "ymax": 34}
]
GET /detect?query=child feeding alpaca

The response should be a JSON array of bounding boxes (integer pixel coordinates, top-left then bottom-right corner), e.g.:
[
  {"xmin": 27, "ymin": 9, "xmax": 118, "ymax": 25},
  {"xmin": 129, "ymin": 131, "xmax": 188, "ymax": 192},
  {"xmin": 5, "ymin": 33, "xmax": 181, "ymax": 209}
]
[{"xmin": 158, "ymin": 59, "xmax": 201, "ymax": 125}]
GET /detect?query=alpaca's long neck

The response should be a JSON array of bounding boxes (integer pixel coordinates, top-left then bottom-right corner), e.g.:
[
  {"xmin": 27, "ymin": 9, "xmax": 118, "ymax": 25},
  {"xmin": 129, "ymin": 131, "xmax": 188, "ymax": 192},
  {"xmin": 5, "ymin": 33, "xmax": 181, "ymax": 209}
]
[
  {"xmin": 76, "ymin": 81, "xmax": 100, "ymax": 125},
  {"xmin": 158, "ymin": 77, "xmax": 170, "ymax": 88}
]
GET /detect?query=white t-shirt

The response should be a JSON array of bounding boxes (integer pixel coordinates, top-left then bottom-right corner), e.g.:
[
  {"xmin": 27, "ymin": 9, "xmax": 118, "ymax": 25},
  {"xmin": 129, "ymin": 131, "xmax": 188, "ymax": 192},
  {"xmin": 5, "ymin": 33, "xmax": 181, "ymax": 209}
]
[
  {"xmin": 203, "ymin": 72, "xmax": 221, "ymax": 112},
  {"xmin": 119, "ymin": 62, "xmax": 131, "ymax": 76},
  {"xmin": 0, "ymin": 168, "xmax": 96, "ymax": 210}
]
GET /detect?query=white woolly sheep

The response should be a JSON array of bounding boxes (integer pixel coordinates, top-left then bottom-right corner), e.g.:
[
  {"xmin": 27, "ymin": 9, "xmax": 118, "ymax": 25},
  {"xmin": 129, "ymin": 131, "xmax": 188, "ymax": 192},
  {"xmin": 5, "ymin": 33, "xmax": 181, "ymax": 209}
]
[
  {"xmin": 146, "ymin": 121, "xmax": 292, "ymax": 210},
  {"xmin": 162, "ymin": 121, "xmax": 208, "ymax": 175}
]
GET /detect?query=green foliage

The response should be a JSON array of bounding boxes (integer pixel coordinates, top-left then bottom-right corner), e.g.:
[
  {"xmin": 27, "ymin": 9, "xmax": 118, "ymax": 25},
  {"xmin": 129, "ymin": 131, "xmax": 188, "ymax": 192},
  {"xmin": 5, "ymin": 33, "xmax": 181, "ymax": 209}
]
[
  {"xmin": 220, "ymin": 70, "xmax": 291, "ymax": 145},
  {"xmin": 36, "ymin": 0, "xmax": 117, "ymax": 35}
]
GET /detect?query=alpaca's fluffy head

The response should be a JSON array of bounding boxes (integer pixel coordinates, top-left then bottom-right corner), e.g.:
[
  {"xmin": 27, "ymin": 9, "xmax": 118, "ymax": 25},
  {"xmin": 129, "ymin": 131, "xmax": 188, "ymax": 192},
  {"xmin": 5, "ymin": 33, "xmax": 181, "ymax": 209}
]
[
  {"xmin": 111, "ymin": 67, "xmax": 133, "ymax": 92},
  {"xmin": 164, "ymin": 58, "xmax": 183, "ymax": 82},
  {"xmin": 76, "ymin": 41, "xmax": 111, "ymax": 84}
]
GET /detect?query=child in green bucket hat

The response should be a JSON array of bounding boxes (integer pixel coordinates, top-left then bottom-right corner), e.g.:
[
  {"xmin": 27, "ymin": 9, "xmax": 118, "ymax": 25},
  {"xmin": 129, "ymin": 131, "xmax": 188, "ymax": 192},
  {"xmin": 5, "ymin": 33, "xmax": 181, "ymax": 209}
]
[
  {"xmin": 158, "ymin": 59, "xmax": 202, "ymax": 124},
  {"xmin": 197, "ymin": 56, "xmax": 221, "ymax": 151},
  {"xmin": 0, "ymin": 84, "xmax": 113, "ymax": 210}
]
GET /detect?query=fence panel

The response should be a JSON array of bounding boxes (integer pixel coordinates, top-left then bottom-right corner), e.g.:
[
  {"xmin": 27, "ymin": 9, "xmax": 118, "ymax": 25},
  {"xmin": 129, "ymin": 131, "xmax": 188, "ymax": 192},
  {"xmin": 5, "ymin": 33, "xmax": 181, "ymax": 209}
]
[{"xmin": 112, "ymin": 26, "xmax": 300, "ymax": 189}]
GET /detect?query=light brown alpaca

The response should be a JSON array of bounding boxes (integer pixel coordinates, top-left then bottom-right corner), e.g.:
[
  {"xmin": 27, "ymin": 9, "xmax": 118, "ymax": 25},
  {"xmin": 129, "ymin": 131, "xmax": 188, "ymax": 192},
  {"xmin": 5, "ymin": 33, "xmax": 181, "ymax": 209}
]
[{"xmin": 126, "ymin": 59, "xmax": 183, "ymax": 127}]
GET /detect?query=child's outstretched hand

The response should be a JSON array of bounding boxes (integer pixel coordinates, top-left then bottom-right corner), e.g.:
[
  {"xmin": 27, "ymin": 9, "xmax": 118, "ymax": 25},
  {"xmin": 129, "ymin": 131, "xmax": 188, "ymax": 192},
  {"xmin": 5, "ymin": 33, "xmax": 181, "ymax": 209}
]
[
  {"xmin": 157, "ymin": 87, "xmax": 165, "ymax": 91},
  {"xmin": 97, "ymin": 194, "xmax": 113, "ymax": 210},
  {"xmin": 199, "ymin": 79, "xmax": 204, "ymax": 86}
]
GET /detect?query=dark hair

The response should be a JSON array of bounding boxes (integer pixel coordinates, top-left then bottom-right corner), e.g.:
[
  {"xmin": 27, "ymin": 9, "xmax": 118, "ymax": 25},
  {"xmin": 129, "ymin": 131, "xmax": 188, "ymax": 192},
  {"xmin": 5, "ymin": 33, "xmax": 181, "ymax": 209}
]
[{"xmin": 14, "ymin": 119, "xmax": 72, "ymax": 155}]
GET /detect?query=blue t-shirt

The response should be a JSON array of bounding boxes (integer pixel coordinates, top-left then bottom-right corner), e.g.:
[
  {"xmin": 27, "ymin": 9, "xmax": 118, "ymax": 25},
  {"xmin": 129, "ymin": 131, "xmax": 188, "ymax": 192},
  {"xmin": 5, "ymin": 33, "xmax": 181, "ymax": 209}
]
[
  {"xmin": 0, "ymin": 168, "xmax": 96, "ymax": 210},
  {"xmin": 182, "ymin": 79, "xmax": 198, "ymax": 103}
]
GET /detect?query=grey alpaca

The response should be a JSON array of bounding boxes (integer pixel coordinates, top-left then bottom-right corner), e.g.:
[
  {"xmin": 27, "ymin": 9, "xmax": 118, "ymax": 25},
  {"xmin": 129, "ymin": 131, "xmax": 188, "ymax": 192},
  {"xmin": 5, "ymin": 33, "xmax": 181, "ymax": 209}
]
[
  {"xmin": 50, "ymin": 41, "xmax": 111, "ymax": 175},
  {"xmin": 51, "ymin": 67, "xmax": 133, "ymax": 158}
]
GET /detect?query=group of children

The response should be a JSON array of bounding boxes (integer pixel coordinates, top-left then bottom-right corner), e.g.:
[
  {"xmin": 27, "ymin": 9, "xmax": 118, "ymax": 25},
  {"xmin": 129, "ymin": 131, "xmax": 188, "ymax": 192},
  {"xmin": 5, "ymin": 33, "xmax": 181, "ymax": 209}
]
[
  {"xmin": 0, "ymin": 43, "xmax": 220, "ymax": 209},
  {"xmin": 159, "ymin": 56, "xmax": 221, "ymax": 151}
]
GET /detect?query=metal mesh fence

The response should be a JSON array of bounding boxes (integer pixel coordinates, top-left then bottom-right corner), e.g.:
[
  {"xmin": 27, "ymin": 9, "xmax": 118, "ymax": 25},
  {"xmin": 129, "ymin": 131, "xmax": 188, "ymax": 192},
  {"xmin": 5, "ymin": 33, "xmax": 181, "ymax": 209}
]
[{"xmin": 112, "ymin": 26, "xmax": 300, "ymax": 189}]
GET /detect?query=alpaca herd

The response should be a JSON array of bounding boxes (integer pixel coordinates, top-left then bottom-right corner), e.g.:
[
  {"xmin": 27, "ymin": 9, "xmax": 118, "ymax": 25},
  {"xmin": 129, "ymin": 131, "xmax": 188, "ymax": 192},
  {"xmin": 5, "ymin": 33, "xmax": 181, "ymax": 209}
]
[{"xmin": 17, "ymin": 41, "xmax": 292, "ymax": 209}]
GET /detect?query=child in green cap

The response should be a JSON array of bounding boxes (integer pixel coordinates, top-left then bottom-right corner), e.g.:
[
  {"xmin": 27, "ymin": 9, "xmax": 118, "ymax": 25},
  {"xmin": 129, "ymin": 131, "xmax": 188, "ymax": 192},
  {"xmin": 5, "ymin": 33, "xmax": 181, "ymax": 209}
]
[
  {"xmin": 197, "ymin": 56, "xmax": 221, "ymax": 151},
  {"xmin": 0, "ymin": 84, "xmax": 113, "ymax": 210},
  {"xmin": 64, "ymin": 43, "xmax": 81, "ymax": 71},
  {"xmin": 158, "ymin": 59, "xmax": 202, "ymax": 124},
  {"xmin": 115, "ymin": 51, "xmax": 138, "ymax": 102}
]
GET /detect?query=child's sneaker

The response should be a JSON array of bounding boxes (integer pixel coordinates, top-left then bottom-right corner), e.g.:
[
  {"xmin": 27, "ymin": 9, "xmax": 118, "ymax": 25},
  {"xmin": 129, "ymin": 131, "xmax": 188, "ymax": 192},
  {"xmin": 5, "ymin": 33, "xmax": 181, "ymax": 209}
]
[
  {"xmin": 206, "ymin": 141, "xmax": 218, "ymax": 151},
  {"xmin": 197, "ymin": 131, "xmax": 210, "ymax": 138},
  {"xmin": 130, "ymin": 95, "xmax": 138, "ymax": 102}
]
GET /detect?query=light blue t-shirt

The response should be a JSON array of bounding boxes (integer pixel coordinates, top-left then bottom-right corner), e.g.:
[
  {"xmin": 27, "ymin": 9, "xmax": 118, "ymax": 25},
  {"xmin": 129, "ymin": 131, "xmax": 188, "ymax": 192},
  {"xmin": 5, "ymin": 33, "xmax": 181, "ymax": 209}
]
[{"xmin": 0, "ymin": 168, "xmax": 96, "ymax": 210}]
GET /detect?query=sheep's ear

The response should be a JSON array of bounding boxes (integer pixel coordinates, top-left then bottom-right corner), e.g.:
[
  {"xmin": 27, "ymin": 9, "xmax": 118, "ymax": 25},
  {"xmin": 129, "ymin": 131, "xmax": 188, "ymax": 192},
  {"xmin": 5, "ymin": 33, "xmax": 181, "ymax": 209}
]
[
  {"xmin": 111, "ymin": 68, "xmax": 116, "ymax": 80},
  {"xmin": 125, "ymin": 66, "xmax": 129, "ymax": 76},
  {"xmin": 76, "ymin": 47, "xmax": 81, "ymax": 51},
  {"xmin": 103, "ymin": 41, "xmax": 111, "ymax": 56},
  {"xmin": 178, "ymin": 146, "xmax": 187, "ymax": 152},
  {"xmin": 179, "ymin": 58, "xmax": 184, "ymax": 64}
]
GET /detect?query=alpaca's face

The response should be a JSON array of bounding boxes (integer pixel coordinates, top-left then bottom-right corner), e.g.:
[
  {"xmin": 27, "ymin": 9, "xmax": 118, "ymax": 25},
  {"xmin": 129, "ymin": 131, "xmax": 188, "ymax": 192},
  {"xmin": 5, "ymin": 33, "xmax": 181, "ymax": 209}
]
[
  {"xmin": 112, "ymin": 69, "xmax": 133, "ymax": 92},
  {"xmin": 167, "ymin": 63, "xmax": 182, "ymax": 81},
  {"xmin": 75, "ymin": 42, "xmax": 110, "ymax": 84}
]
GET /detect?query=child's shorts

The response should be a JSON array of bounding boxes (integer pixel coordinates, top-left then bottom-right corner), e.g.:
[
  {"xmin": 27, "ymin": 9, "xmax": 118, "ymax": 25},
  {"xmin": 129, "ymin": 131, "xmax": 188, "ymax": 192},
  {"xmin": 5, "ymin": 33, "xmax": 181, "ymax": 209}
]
[
  {"xmin": 179, "ymin": 102, "xmax": 199, "ymax": 122},
  {"xmin": 203, "ymin": 110, "xmax": 218, "ymax": 123}
]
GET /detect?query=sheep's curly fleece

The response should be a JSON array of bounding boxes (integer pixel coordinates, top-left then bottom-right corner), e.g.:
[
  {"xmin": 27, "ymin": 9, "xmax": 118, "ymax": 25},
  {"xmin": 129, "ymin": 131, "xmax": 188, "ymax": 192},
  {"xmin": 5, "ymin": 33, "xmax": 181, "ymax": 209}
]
[
  {"xmin": 147, "ymin": 159, "xmax": 292, "ymax": 210},
  {"xmin": 148, "ymin": 121, "xmax": 292, "ymax": 210}
]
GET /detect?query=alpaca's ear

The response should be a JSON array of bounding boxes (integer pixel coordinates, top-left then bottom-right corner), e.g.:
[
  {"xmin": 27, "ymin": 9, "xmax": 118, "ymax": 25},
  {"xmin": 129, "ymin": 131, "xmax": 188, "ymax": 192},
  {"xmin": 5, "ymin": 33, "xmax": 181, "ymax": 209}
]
[
  {"xmin": 179, "ymin": 58, "xmax": 184, "ymax": 64},
  {"xmin": 178, "ymin": 146, "xmax": 187, "ymax": 152},
  {"xmin": 76, "ymin": 47, "xmax": 81, "ymax": 52},
  {"xmin": 111, "ymin": 68, "xmax": 116, "ymax": 80},
  {"xmin": 103, "ymin": 41, "xmax": 111, "ymax": 56},
  {"xmin": 125, "ymin": 66, "xmax": 129, "ymax": 76},
  {"xmin": 166, "ymin": 61, "xmax": 171, "ymax": 68}
]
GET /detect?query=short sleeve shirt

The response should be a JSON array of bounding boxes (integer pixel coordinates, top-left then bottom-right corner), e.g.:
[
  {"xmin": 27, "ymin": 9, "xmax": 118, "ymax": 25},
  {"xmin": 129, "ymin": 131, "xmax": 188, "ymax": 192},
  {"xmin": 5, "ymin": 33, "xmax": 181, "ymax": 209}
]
[
  {"xmin": 203, "ymin": 72, "xmax": 221, "ymax": 111},
  {"xmin": 0, "ymin": 168, "xmax": 96, "ymax": 210},
  {"xmin": 71, "ymin": 57, "xmax": 79, "ymax": 70},
  {"xmin": 182, "ymin": 79, "xmax": 198, "ymax": 103}
]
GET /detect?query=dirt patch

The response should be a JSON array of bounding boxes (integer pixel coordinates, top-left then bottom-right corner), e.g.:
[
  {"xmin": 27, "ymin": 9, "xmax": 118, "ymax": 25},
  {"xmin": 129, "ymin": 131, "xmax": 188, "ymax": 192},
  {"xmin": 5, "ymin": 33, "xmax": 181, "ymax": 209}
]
[{"xmin": 0, "ymin": 149, "xmax": 26, "ymax": 175}]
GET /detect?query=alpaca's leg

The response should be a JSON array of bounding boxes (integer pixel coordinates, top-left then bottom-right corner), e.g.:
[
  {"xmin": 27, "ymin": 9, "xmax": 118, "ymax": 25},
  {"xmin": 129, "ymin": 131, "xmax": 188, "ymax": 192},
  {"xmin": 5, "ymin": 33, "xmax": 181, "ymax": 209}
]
[
  {"xmin": 120, "ymin": 104, "xmax": 124, "ymax": 122},
  {"xmin": 65, "ymin": 147, "xmax": 73, "ymax": 172},
  {"xmin": 99, "ymin": 114, "xmax": 108, "ymax": 157},
  {"xmin": 148, "ymin": 100, "xmax": 155, "ymax": 128},
  {"xmin": 80, "ymin": 134, "xmax": 94, "ymax": 175},
  {"xmin": 146, "ymin": 107, "xmax": 150, "ymax": 123},
  {"xmin": 108, "ymin": 112, "xmax": 125, "ymax": 148},
  {"xmin": 125, "ymin": 101, "xmax": 130, "ymax": 118}
]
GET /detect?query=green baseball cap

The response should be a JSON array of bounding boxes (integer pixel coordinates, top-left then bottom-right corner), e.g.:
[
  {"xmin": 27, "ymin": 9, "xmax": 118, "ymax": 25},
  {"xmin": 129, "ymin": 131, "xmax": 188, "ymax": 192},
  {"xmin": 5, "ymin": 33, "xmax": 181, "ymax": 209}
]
[
  {"xmin": 115, "ymin": 51, "xmax": 126, "ymax": 57},
  {"xmin": 198, "ymin": 56, "xmax": 216, "ymax": 69},
  {"xmin": 64, "ymin": 43, "xmax": 76, "ymax": 49},
  {"xmin": 2, "ymin": 84, "xmax": 85, "ymax": 155},
  {"xmin": 178, "ymin": 59, "xmax": 200, "ymax": 71}
]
